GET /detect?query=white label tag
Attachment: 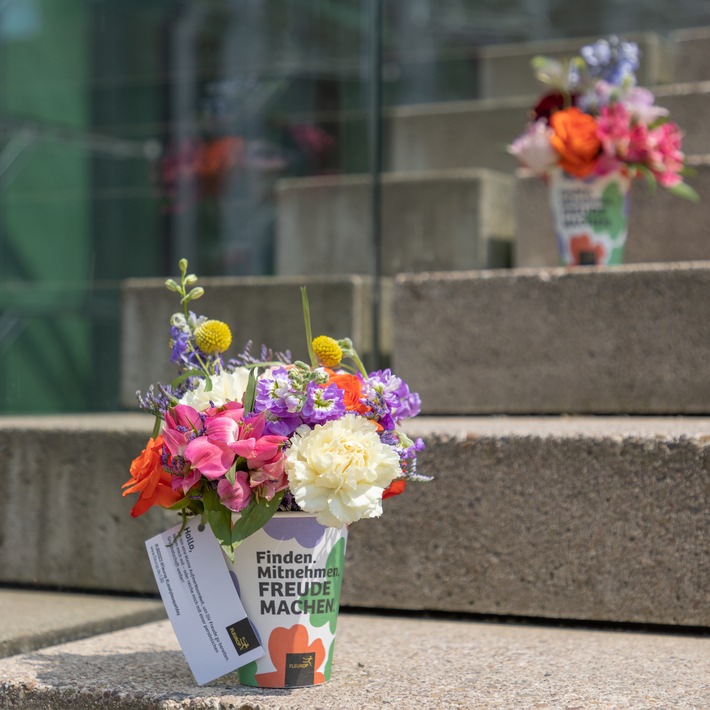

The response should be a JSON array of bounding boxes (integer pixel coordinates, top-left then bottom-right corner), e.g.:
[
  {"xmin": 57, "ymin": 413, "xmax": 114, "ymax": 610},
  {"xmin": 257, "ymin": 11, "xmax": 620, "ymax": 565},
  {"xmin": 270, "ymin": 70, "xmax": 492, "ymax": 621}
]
[{"xmin": 145, "ymin": 521, "xmax": 264, "ymax": 685}]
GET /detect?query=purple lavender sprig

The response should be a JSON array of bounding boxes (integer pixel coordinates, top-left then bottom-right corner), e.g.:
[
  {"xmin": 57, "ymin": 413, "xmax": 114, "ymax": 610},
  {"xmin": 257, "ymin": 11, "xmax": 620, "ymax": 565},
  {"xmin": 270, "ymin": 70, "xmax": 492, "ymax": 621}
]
[{"xmin": 226, "ymin": 339, "xmax": 292, "ymax": 369}]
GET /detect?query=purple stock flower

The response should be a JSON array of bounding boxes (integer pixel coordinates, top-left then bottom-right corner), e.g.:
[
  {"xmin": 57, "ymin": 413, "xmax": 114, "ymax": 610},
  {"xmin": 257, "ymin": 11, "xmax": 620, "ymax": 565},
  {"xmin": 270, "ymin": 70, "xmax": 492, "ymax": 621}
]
[
  {"xmin": 365, "ymin": 369, "xmax": 421, "ymax": 424},
  {"xmin": 301, "ymin": 381, "xmax": 346, "ymax": 424},
  {"xmin": 254, "ymin": 367, "xmax": 305, "ymax": 417}
]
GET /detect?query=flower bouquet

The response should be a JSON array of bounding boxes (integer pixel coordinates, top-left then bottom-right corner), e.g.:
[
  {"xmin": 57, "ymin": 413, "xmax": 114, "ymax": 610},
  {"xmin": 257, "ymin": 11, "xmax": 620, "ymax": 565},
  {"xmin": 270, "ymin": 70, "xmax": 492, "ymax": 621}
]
[
  {"xmin": 509, "ymin": 36, "xmax": 698, "ymax": 266},
  {"xmin": 122, "ymin": 260, "xmax": 427, "ymax": 687}
]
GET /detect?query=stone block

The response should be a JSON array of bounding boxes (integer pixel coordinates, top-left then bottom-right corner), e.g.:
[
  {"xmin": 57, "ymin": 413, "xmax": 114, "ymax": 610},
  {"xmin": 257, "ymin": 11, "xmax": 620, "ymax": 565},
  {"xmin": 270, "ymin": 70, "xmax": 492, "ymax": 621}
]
[
  {"xmin": 120, "ymin": 275, "xmax": 375, "ymax": 410},
  {"xmin": 388, "ymin": 82, "xmax": 710, "ymax": 176},
  {"xmin": 344, "ymin": 416, "xmax": 710, "ymax": 627},
  {"xmin": 671, "ymin": 26, "xmax": 710, "ymax": 83},
  {"xmin": 4, "ymin": 414, "xmax": 709, "ymax": 628},
  {"xmin": 478, "ymin": 32, "xmax": 674, "ymax": 99},
  {"xmin": 393, "ymin": 263, "xmax": 710, "ymax": 414},
  {"xmin": 514, "ymin": 160, "xmax": 710, "ymax": 268},
  {"xmin": 0, "ymin": 589, "xmax": 164, "ymax": 658},
  {"xmin": 275, "ymin": 169, "xmax": 514, "ymax": 276},
  {"xmin": 387, "ymin": 98, "xmax": 526, "ymax": 174},
  {"xmin": 0, "ymin": 414, "xmax": 172, "ymax": 593}
]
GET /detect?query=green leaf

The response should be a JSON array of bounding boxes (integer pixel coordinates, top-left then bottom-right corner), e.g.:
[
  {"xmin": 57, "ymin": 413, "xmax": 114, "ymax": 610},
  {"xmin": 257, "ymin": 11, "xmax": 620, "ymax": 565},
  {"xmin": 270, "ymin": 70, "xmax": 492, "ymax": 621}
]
[
  {"xmin": 168, "ymin": 496, "xmax": 193, "ymax": 511},
  {"xmin": 668, "ymin": 182, "xmax": 701, "ymax": 202},
  {"xmin": 202, "ymin": 486, "xmax": 233, "ymax": 557},
  {"xmin": 230, "ymin": 492, "xmax": 285, "ymax": 549},
  {"xmin": 170, "ymin": 368, "xmax": 206, "ymax": 389},
  {"xmin": 301, "ymin": 286, "xmax": 317, "ymax": 368},
  {"xmin": 635, "ymin": 164, "xmax": 658, "ymax": 192},
  {"xmin": 243, "ymin": 368, "xmax": 257, "ymax": 412},
  {"xmin": 225, "ymin": 461, "xmax": 237, "ymax": 486}
]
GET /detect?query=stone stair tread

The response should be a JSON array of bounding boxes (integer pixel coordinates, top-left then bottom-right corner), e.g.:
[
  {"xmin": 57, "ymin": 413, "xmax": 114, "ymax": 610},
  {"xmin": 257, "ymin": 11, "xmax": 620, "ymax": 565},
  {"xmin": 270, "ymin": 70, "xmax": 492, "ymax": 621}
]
[
  {"xmin": 403, "ymin": 414, "xmax": 710, "ymax": 440},
  {"xmin": 1, "ymin": 613, "xmax": 707, "ymax": 709},
  {"xmin": 0, "ymin": 588, "xmax": 165, "ymax": 659}
]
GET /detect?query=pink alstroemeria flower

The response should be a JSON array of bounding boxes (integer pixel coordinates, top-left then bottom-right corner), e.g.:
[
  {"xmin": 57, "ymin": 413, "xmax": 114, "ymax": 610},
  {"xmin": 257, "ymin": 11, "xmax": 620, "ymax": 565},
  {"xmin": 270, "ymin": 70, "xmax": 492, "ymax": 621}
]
[
  {"xmin": 217, "ymin": 471, "xmax": 252, "ymax": 512},
  {"xmin": 508, "ymin": 120, "xmax": 558, "ymax": 174},
  {"xmin": 597, "ymin": 102, "xmax": 631, "ymax": 159},
  {"xmin": 249, "ymin": 458, "xmax": 289, "ymax": 501},
  {"xmin": 184, "ymin": 405, "xmax": 245, "ymax": 479},
  {"xmin": 162, "ymin": 404, "xmax": 204, "ymax": 457}
]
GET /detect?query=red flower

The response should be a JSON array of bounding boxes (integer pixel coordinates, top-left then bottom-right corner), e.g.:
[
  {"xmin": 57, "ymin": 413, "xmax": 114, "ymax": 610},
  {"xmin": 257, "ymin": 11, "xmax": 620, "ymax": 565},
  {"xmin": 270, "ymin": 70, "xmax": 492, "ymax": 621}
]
[
  {"xmin": 532, "ymin": 92, "xmax": 578, "ymax": 122},
  {"xmin": 382, "ymin": 479, "xmax": 406, "ymax": 500}
]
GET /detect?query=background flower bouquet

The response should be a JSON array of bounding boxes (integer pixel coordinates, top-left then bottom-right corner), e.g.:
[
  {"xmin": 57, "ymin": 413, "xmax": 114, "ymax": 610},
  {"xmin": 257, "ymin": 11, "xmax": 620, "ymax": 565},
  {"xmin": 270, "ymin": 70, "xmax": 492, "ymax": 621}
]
[{"xmin": 509, "ymin": 36, "xmax": 698, "ymax": 265}]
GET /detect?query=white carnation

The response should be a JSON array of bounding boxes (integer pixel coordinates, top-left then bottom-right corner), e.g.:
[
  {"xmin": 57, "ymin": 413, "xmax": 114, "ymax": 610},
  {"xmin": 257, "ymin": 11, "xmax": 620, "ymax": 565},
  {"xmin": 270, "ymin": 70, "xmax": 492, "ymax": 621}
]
[
  {"xmin": 284, "ymin": 414, "xmax": 401, "ymax": 527},
  {"xmin": 179, "ymin": 368, "xmax": 252, "ymax": 411}
]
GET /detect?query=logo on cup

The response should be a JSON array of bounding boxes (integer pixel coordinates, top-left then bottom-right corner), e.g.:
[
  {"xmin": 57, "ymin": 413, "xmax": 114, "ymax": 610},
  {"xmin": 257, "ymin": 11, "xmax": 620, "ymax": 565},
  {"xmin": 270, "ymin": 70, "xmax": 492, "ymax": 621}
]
[
  {"xmin": 285, "ymin": 652, "xmax": 315, "ymax": 686},
  {"xmin": 226, "ymin": 618, "xmax": 260, "ymax": 655}
]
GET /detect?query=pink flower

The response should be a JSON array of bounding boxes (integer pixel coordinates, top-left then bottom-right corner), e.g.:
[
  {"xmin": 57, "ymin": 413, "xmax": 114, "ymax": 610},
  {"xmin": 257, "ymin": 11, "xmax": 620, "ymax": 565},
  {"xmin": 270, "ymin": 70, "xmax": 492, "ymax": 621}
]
[
  {"xmin": 597, "ymin": 102, "xmax": 631, "ymax": 159},
  {"xmin": 509, "ymin": 120, "xmax": 558, "ymax": 174},
  {"xmin": 647, "ymin": 122, "xmax": 685, "ymax": 187},
  {"xmin": 623, "ymin": 87, "xmax": 669, "ymax": 124},
  {"xmin": 626, "ymin": 122, "xmax": 650, "ymax": 163},
  {"xmin": 217, "ymin": 471, "xmax": 252, "ymax": 512},
  {"xmin": 249, "ymin": 459, "xmax": 289, "ymax": 501},
  {"xmin": 162, "ymin": 404, "xmax": 204, "ymax": 457}
]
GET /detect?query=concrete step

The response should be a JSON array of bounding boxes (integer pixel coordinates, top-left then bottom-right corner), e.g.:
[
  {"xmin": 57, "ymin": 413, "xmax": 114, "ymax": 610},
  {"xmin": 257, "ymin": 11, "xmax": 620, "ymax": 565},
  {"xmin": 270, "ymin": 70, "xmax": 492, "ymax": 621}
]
[
  {"xmin": 0, "ymin": 588, "xmax": 164, "ymax": 658},
  {"xmin": 0, "ymin": 613, "xmax": 707, "ymax": 708},
  {"xmin": 2, "ymin": 413, "xmax": 709, "ymax": 627},
  {"xmin": 274, "ymin": 169, "xmax": 514, "ymax": 276},
  {"xmin": 515, "ymin": 157, "xmax": 710, "ymax": 268},
  {"xmin": 477, "ymin": 32, "xmax": 675, "ymax": 100},
  {"xmin": 121, "ymin": 275, "xmax": 377, "ymax": 409},
  {"xmin": 395, "ymin": 263, "xmax": 710, "ymax": 415},
  {"xmin": 672, "ymin": 26, "xmax": 710, "ymax": 83},
  {"xmin": 388, "ymin": 80, "xmax": 710, "ymax": 176}
]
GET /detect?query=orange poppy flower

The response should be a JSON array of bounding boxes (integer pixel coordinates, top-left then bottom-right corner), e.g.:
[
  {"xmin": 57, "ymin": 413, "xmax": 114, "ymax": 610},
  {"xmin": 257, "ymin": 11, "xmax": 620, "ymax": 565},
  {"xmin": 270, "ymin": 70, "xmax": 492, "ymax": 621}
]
[
  {"xmin": 121, "ymin": 435, "xmax": 181, "ymax": 517},
  {"xmin": 549, "ymin": 107, "xmax": 601, "ymax": 178},
  {"xmin": 326, "ymin": 371, "xmax": 370, "ymax": 416}
]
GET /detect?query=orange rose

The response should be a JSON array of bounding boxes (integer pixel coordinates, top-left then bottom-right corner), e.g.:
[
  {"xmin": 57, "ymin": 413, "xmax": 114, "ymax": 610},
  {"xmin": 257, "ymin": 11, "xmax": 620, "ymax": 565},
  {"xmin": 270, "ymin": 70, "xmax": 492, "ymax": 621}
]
[
  {"xmin": 122, "ymin": 435, "xmax": 181, "ymax": 517},
  {"xmin": 549, "ymin": 107, "xmax": 601, "ymax": 178}
]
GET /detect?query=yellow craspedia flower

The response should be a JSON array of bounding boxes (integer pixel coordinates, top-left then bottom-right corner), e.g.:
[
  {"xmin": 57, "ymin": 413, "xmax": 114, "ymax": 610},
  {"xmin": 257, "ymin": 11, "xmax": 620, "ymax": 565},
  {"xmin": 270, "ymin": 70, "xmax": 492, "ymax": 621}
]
[
  {"xmin": 195, "ymin": 320, "xmax": 232, "ymax": 354},
  {"xmin": 312, "ymin": 335, "xmax": 343, "ymax": 368}
]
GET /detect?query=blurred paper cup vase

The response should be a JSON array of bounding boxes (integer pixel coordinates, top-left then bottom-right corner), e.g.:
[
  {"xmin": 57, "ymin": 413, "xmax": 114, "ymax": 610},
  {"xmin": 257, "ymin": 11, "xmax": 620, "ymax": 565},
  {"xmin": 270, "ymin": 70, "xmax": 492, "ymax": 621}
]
[
  {"xmin": 548, "ymin": 168, "xmax": 631, "ymax": 265},
  {"xmin": 122, "ymin": 260, "xmax": 429, "ymax": 688},
  {"xmin": 509, "ymin": 36, "xmax": 698, "ymax": 266}
]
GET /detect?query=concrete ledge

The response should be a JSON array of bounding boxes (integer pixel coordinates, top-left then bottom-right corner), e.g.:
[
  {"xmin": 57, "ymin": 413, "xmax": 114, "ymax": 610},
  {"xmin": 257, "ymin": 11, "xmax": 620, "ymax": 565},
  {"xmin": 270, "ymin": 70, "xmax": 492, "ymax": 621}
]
[
  {"xmin": 3, "ymin": 414, "xmax": 709, "ymax": 628},
  {"xmin": 345, "ymin": 416, "xmax": 710, "ymax": 627},
  {"xmin": 1, "ymin": 614, "xmax": 708, "ymax": 708},
  {"xmin": 515, "ymin": 157, "xmax": 710, "ymax": 270},
  {"xmin": 389, "ymin": 82, "xmax": 710, "ymax": 176},
  {"xmin": 394, "ymin": 263, "xmax": 710, "ymax": 414},
  {"xmin": 478, "ymin": 32, "xmax": 674, "ymax": 99},
  {"xmin": 120, "ymin": 275, "xmax": 375, "ymax": 409},
  {"xmin": 0, "ymin": 414, "xmax": 174, "ymax": 593},
  {"xmin": 0, "ymin": 589, "xmax": 164, "ymax": 658},
  {"xmin": 671, "ymin": 26, "xmax": 710, "ymax": 83},
  {"xmin": 274, "ymin": 169, "xmax": 514, "ymax": 277}
]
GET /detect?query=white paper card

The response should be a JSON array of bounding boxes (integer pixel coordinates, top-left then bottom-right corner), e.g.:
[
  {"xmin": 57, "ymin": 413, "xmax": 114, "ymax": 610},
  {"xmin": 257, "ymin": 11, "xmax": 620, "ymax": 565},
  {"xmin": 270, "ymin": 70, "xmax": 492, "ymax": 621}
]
[{"xmin": 146, "ymin": 521, "xmax": 264, "ymax": 685}]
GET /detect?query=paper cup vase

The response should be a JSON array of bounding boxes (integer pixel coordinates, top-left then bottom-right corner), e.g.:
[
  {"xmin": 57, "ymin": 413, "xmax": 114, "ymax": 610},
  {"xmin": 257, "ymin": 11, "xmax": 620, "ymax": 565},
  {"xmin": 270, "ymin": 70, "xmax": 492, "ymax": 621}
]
[
  {"xmin": 227, "ymin": 512, "xmax": 348, "ymax": 688},
  {"xmin": 549, "ymin": 168, "xmax": 631, "ymax": 266}
]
